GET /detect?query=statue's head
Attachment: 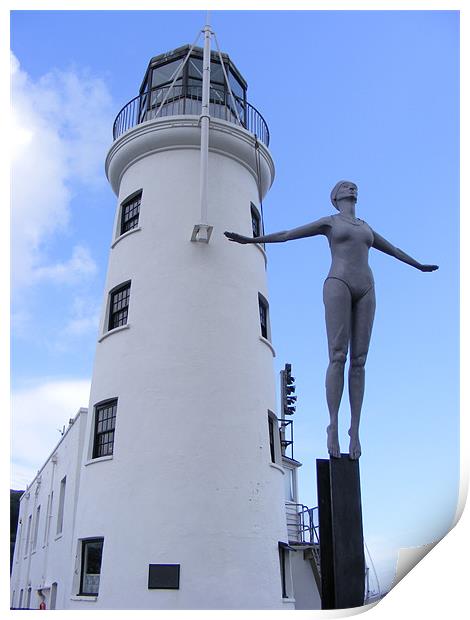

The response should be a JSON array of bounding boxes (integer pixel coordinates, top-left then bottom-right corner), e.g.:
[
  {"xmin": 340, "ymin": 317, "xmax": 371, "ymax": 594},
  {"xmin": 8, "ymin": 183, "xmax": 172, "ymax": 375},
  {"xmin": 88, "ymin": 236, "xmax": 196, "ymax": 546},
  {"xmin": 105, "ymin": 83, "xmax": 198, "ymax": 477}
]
[{"xmin": 330, "ymin": 180, "xmax": 358, "ymax": 210}]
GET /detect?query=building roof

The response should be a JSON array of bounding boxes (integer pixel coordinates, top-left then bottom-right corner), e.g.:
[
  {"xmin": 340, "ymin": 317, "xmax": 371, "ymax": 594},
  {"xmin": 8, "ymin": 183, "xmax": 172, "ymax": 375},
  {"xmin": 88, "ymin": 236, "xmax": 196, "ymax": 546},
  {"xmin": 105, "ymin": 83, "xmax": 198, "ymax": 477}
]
[{"xmin": 19, "ymin": 407, "xmax": 88, "ymax": 500}]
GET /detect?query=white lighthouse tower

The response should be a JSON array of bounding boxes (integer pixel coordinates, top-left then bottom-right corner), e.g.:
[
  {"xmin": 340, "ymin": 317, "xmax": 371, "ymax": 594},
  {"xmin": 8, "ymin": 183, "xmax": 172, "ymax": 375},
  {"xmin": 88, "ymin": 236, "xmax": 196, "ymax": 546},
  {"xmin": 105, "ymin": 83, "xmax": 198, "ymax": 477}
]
[{"xmin": 68, "ymin": 26, "xmax": 293, "ymax": 610}]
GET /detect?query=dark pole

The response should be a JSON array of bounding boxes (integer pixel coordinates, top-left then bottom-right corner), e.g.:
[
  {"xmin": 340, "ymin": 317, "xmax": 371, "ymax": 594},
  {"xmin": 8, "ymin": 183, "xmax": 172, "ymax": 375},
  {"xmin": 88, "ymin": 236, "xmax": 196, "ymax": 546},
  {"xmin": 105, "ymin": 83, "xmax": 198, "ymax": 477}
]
[{"xmin": 316, "ymin": 455, "xmax": 365, "ymax": 609}]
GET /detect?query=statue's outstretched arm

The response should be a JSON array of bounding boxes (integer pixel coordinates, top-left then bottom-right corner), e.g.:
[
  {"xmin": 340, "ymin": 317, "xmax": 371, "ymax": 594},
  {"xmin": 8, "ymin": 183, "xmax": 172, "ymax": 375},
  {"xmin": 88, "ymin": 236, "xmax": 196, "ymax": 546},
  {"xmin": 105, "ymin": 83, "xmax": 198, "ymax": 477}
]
[
  {"xmin": 225, "ymin": 217, "xmax": 331, "ymax": 245},
  {"xmin": 372, "ymin": 230, "xmax": 439, "ymax": 272}
]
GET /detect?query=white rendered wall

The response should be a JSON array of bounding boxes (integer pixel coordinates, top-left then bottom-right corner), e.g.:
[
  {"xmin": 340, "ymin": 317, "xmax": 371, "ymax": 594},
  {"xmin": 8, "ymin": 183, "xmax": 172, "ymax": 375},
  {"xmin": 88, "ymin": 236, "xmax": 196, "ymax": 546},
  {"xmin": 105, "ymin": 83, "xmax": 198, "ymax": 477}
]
[
  {"xmin": 10, "ymin": 409, "xmax": 87, "ymax": 610},
  {"xmin": 70, "ymin": 117, "xmax": 292, "ymax": 610},
  {"xmin": 290, "ymin": 549, "xmax": 322, "ymax": 609}
]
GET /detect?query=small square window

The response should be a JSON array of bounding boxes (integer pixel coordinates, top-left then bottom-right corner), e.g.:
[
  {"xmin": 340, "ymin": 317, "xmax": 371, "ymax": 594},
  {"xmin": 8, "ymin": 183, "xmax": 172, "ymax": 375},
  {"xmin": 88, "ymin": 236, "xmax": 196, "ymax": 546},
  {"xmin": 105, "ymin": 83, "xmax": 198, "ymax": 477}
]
[
  {"xmin": 120, "ymin": 192, "xmax": 141, "ymax": 235},
  {"xmin": 79, "ymin": 538, "xmax": 104, "ymax": 596},
  {"xmin": 108, "ymin": 282, "xmax": 131, "ymax": 331},
  {"xmin": 93, "ymin": 400, "xmax": 117, "ymax": 458}
]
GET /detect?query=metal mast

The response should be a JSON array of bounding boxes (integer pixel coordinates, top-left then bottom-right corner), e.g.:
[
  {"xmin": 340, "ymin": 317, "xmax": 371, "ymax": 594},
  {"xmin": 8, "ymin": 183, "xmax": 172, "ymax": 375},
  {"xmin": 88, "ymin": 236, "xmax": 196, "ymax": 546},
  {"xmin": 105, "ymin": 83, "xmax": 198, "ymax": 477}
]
[{"xmin": 191, "ymin": 12, "xmax": 213, "ymax": 243}]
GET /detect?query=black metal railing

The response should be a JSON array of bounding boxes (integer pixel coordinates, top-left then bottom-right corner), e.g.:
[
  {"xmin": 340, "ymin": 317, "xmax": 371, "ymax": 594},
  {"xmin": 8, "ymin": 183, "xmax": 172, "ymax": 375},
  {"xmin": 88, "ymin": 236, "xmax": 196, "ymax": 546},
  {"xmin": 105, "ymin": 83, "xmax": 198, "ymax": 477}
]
[
  {"xmin": 112, "ymin": 84, "xmax": 270, "ymax": 146},
  {"xmin": 297, "ymin": 504, "xmax": 320, "ymax": 545},
  {"xmin": 285, "ymin": 502, "xmax": 320, "ymax": 545}
]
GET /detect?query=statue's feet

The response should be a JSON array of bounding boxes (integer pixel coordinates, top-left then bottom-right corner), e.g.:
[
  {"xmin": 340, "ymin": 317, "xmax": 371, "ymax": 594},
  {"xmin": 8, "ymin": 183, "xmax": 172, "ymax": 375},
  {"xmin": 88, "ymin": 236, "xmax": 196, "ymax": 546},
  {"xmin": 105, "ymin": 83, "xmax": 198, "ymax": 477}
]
[
  {"xmin": 327, "ymin": 425, "xmax": 341, "ymax": 458},
  {"xmin": 348, "ymin": 429, "xmax": 361, "ymax": 460}
]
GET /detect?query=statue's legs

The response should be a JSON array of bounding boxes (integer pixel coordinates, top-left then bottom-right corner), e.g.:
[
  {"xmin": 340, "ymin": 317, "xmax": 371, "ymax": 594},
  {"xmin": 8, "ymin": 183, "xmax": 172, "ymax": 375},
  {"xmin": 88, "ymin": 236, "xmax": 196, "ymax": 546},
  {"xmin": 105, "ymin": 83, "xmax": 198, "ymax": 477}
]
[
  {"xmin": 348, "ymin": 287, "xmax": 376, "ymax": 459},
  {"xmin": 323, "ymin": 278, "xmax": 352, "ymax": 458}
]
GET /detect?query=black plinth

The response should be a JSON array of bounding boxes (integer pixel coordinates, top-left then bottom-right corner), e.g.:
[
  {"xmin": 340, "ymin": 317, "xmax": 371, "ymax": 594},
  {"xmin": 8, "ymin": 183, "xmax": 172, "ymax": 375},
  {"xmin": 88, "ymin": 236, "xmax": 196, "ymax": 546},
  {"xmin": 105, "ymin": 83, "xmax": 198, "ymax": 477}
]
[{"xmin": 316, "ymin": 454, "xmax": 365, "ymax": 609}]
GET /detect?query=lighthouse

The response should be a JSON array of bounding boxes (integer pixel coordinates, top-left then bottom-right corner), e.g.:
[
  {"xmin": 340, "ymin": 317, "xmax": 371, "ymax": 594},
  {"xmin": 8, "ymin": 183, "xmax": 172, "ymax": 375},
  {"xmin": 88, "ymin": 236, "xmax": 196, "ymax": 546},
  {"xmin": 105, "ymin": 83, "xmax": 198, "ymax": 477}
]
[
  {"xmin": 68, "ymin": 30, "xmax": 293, "ymax": 609},
  {"xmin": 10, "ymin": 24, "xmax": 325, "ymax": 611}
]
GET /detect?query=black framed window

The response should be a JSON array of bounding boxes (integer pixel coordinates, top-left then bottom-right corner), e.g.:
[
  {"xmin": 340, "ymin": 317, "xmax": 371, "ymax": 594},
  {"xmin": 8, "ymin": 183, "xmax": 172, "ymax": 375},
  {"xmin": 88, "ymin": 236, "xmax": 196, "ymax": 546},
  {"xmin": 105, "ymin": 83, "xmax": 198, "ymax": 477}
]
[
  {"xmin": 279, "ymin": 545, "xmax": 288, "ymax": 598},
  {"xmin": 120, "ymin": 192, "xmax": 141, "ymax": 235},
  {"xmin": 251, "ymin": 203, "xmax": 262, "ymax": 238},
  {"xmin": 258, "ymin": 294, "xmax": 269, "ymax": 340},
  {"xmin": 93, "ymin": 400, "xmax": 117, "ymax": 458},
  {"xmin": 79, "ymin": 538, "xmax": 104, "ymax": 596},
  {"xmin": 268, "ymin": 415, "xmax": 276, "ymax": 463},
  {"xmin": 278, "ymin": 542, "xmax": 293, "ymax": 599},
  {"xmin": 108, "ymin": 282, "xmax": 131, "ymax": 331}
]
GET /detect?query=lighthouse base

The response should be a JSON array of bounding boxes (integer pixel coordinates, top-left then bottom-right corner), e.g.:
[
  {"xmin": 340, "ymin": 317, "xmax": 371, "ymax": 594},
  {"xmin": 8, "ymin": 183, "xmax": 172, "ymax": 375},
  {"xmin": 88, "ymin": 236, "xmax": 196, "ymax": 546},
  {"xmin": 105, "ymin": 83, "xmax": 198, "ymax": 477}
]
[{"xmin": 316, "ymin": 455, "xmax": 365, "ymax": 610}]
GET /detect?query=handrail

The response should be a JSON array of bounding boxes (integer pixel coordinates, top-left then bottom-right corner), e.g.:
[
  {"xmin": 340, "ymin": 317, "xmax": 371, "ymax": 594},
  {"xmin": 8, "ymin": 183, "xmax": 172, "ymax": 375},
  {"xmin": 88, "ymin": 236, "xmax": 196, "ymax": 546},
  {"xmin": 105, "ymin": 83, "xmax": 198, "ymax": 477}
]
[
  {"xmin": 112, "ymin": 84, "xmax": 270, "ymax": 146},
  {"xmin": 289, "ymin": 503, "xmax": 320, "ymax": 545}
]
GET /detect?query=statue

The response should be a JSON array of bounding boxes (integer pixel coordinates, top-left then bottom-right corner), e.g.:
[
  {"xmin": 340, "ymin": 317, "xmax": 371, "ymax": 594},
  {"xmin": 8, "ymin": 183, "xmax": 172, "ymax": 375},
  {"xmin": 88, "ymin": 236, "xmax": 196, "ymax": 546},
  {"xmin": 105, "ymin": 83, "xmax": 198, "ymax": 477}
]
[{"xmin": 224, "ymin": 181, "xmax": 438, "ymax": 459}]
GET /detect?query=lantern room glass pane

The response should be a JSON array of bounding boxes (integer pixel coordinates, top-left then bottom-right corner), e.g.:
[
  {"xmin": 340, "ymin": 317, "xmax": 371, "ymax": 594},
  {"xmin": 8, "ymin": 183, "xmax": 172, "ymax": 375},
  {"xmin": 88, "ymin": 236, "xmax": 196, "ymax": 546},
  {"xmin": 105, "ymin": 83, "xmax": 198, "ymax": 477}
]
[
  {"xmin": 152, "ymin": 60, "xmax": 183, "ymax": 87},
  {"xmin": 229, "ymin": 71, "xmax": 244, "ymax": 100},
  {"xmin": 210, "ymin": 61, "xmax": 225, "ymax": 84},
  {"xmin": 188, "ymin": 57, "xmax": 203, "ymax": 79}
]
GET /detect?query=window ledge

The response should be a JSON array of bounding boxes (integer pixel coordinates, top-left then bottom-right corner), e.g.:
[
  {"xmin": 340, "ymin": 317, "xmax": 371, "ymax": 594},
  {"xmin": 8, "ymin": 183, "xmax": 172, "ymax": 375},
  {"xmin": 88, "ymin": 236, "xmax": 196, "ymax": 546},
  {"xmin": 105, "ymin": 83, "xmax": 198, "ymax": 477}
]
[
  {"xmin": 111, "ymin": 226, "xmax": 142, "ymax": 249},
  {"xmin": 85, "ymin": 455, "xmax": 114, "ymax": 467},
  {"xmin": 282, "ymin": 597, "xmax": 296, "ymax": 604},
  {"xmin": 54, "ymin": 533, "xmax": 63, "ymax": 542},
  {"xmin": 270, "ymin": 462, "xmax": 285, "ymax": 475},
  {"xmin": 71, "ymin": 595, "xmax": 98, "ymax": 602},
  {"xmin": 259, "ymin": 336, "xmax": 276, "ymax": 357},
  {"xmin": 98, "ymin": 323, "xmax": 130, "ymax": 343}
]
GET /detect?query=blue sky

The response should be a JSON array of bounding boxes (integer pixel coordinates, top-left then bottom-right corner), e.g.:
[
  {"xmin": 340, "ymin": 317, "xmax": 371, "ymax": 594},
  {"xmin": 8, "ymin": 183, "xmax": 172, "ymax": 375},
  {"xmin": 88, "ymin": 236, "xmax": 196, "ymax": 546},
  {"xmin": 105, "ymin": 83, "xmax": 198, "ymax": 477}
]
[{"xmin": 10, "ymin": 9, "xmax": 459, "ymax": 593}]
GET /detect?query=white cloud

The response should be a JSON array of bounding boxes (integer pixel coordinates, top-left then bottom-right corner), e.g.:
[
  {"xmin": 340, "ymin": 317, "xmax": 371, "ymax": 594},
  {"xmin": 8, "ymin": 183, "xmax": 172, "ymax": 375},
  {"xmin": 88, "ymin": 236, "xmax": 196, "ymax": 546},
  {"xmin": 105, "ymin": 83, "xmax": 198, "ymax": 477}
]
[
  {"xmin": 10, "ymin": 52, "xmax": 113, "ymax": 288},
  {"xmin": 58, "ymin": 294, "xmax": 101, "ymax": 344},
  {"xmin": 33, "ymin": 245, "xmax": 97, "ymax": 284},
  {"xmin": 10, "ymin": 379, "xmax": 91, "ymax": 489},
  {"xmin": 63, "ymin": 311, "xmax": 100, "ymax": 338}
]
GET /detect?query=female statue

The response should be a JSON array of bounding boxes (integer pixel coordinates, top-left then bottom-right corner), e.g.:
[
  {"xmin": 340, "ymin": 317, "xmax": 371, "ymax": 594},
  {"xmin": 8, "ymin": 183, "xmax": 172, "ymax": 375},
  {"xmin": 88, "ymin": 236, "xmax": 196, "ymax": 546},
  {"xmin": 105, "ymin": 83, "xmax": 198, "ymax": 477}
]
[{"xmin": 225, "ymin": 181, "xmax": 438, "ymax": 459}]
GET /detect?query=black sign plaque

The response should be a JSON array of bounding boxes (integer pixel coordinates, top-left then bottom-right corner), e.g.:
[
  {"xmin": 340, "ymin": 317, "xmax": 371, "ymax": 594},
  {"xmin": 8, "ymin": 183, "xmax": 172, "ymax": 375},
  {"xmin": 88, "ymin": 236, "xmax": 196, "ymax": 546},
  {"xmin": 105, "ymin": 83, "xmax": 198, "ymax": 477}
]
[{"xmin": 148, "ymin": 564, "xmax": 180, "ymax": 589}]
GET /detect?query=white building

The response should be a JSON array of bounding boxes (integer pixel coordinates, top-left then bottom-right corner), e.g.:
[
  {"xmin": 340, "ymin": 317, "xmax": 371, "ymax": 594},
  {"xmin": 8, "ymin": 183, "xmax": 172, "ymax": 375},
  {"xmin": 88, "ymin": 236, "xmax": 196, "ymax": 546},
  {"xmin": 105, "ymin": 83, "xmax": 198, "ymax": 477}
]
[
  {"xmin": 11, "ymin": 37, "xmax": 321, "ymax": 610},
  {"xmin": 11, "ymin": 409, "xmax": 88, "ymax": 610}
]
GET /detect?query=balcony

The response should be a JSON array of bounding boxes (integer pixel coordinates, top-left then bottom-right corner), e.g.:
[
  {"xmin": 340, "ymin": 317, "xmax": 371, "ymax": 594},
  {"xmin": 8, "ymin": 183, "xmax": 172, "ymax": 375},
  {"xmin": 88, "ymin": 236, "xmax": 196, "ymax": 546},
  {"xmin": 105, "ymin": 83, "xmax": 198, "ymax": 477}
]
[{"xmin": 112, "ymin": 84, "xmax": 270, "ymax": 147}]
